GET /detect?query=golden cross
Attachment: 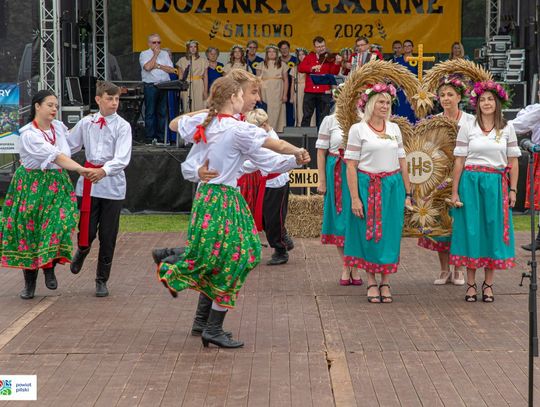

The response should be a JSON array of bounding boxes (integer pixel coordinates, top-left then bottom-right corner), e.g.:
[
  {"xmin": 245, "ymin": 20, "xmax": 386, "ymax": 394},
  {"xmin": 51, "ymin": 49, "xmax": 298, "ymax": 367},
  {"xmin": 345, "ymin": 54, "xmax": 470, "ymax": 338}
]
[{"xmin": 406, "ymin": 44, "xmax": 435, "ymax": 81}]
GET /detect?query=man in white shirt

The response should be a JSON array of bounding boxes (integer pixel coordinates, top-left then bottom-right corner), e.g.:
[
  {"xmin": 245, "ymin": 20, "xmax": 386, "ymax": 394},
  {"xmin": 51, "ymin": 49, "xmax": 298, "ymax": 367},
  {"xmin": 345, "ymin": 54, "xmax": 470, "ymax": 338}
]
[{"xmin": 139, "ymin": 34, "xmax": 175, "ymax": 144}]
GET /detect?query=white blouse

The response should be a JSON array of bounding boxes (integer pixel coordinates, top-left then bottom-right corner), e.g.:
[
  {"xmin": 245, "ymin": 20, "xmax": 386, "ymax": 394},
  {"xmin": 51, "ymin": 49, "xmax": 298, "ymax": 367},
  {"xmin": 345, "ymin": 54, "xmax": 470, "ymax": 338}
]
[
  {"xmin": 454, "ymin": 120, "xmax": 521, "ymax": 168},
  {"xmin": 179, "ymin": 115, "xmax": 297, "ymax": 187},
  {"xmin": 18, "ymin": 120, "xmax": 71, "ymax": 170},
  {"xmin": 437, "ymin": 111, "xmax": 476, "ymax": 129},
  {"xmin": 344, "ymin": 121, "xmax": 405, "ymax": 173},
  {"xmin": 68, "ymin": 112, "xmax": 132, "ymax": 200},
  {"xmin": 316, "ymin": 114, "xmax": 343, "ymax": 154},
  {"xmin": 511, "ymin": 103, "xmax": 540, "ymax": 143}
]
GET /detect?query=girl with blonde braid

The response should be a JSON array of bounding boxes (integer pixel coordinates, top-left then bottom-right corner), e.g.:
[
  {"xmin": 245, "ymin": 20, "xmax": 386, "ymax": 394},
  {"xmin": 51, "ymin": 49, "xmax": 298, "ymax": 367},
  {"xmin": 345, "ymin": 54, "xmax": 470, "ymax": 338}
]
[{"xmin": 156, "ymin": 76, "xmax": 310, "ymax": 348}]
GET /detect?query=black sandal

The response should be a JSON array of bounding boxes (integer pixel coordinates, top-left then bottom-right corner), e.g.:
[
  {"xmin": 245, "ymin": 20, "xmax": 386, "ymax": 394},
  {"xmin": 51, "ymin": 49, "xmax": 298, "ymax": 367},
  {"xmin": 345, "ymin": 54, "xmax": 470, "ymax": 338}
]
[
  {"xmin": 379, "ymin": 283, "xmax": 393, "ymax": 303},
  {"xmin": 482, "ymin": 281, "xmax": 494, "ymax": 303},
  {"xmin": 465, "ymin": 283, "xmax": 477, "ymax": 302},
  {"xmin": 366, "ymin": 284, "xmax": 380, "ymax": 303}
]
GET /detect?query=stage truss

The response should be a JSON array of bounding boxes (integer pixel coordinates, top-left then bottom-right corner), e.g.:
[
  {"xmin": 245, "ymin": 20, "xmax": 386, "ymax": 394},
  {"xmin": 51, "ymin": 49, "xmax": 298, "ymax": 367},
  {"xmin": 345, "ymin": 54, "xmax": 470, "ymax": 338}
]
[{"xmin": 486, "ymin": 0, "xmax": 501, "ymax": 41}]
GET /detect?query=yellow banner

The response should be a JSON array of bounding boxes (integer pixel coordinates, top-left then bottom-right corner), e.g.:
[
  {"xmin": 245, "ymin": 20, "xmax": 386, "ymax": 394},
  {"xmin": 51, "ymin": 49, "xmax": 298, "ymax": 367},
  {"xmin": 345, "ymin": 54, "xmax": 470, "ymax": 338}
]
[{"xmin": 132, "ymin": 1, "xmax": 461, "ymax": 54}]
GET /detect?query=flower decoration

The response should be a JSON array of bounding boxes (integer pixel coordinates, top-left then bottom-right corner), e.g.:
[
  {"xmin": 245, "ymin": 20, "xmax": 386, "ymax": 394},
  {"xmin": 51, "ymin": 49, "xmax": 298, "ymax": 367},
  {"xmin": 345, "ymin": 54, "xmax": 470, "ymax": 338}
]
[
  {"xmin": 339, "ymin": 47, "xmax": 352, "ymax": 56},
  {"xmin": 251, "ymin": 62, "xmax": 260, "ymax": 69},
  {"xmin": 230, "ymin": 44, "xmax": 244, "ymax": 52},
  {"xmin": 186, "ymin": 39, "xmax": 199, "ymax": 47},
  {"xmin": 437, "ymin": 74, "xmax": 467, "ymax": 97},
  {"xmin": 356, "ymin": 82, "xmax": 397, "ymax": 112},
  {"xmin": 216, "ymin": 65, "xmax": 224, "ymax": 74},
  {"xmin": 287, "ymin": 61, "xmax": 296, "ymax": 68},
  {"xmin": 295, "ymin": 47, "xmax": 308, "ymax": 55},
  {"xmin": 412, "ymin": 88, "xmax": 436, "ymax": 112},
  {"xmin": 332, "ymin": 83, "xmax": 345, "ymax": 99},
  {"xmin": 265, "ymin": 44, "xmax": 279, "ymax": 52},
  {"xmin": 410, "ymin": 200, "xmax": 438, "ymax": 227},
  {"xmin": 469, "ymin": 80, "xmax": 511, "ymax": 109}
]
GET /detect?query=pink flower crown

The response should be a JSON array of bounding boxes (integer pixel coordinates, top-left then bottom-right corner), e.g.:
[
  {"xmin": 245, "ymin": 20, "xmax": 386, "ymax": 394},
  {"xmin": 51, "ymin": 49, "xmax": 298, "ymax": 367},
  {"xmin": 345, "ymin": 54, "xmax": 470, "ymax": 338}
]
[
  {"xmin": 357, "ymin": 83, "xmax": 397, "ymax": 112},
  {"xmin": 469, "ymin": 80, "xmax": 510, "ymax": 109},
  {"xmin": 438, "ymin": 75, "xmax": 467, "ymax": 96}
]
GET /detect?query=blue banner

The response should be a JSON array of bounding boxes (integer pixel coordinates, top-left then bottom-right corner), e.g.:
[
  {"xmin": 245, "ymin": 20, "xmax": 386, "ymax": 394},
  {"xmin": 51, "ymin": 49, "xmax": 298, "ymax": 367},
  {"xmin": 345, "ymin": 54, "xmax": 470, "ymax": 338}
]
[{"xmin": 0, "ymin": 83, "xmax": 20, "ymax": 153}]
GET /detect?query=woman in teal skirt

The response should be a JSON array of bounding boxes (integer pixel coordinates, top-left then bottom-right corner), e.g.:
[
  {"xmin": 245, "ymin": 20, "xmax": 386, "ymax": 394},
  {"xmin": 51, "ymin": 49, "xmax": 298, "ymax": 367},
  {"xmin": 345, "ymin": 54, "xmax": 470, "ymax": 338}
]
[
  {"xmin": 1, "ymin": 90, "xmax": 92, "ymax": 299},
  {"xmin": 317, "ymin": 87, "xmax": 361, "ymax": 285},
  {"xmin": 344, "ymin": 83, "xmax": 412, "ymax": 303},
  {"xmin": 157, "ymin": 76, "xmax": 309, "ymax": 348},
  {"xmin": 450, "ymin": 81, "xmax": 520, "ymax": 302}
]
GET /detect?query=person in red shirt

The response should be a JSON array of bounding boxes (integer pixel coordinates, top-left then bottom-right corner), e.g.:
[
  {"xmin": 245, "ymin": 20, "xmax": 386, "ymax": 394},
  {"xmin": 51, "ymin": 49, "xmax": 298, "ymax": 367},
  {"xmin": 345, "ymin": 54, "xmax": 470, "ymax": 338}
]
[{"xmin": 297, "ymin": 36, "xmax": 342, "ymax": 128}]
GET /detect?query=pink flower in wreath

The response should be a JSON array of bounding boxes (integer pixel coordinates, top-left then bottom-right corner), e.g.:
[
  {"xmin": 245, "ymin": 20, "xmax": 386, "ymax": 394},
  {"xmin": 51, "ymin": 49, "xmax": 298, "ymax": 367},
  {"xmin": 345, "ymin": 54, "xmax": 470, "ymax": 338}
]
[
  {"xmin": 30, "ymin": 181, "xmax": 39, "ymax": 193},
  {"xmin": 373, "ymin": 83, "xmax": 384, "ymax": 92},
  {"xmin": 486, "ymin": 80, "xmax": 496, "ymax": 90},
  {"xmin": 26, "ymin": 219, "xmax": 35, "ymax": 231},
  {"xmin": 48, "ymin": 181, "xmax": 58, "ymax": 193}
]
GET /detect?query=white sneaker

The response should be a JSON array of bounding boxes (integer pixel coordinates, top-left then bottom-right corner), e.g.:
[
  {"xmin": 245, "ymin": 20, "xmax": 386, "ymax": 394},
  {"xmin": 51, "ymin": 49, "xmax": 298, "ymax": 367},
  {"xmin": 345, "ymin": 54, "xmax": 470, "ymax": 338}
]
[{"xmin": 434, "ymin": 271, "xmax": 452, "ymax": 285}]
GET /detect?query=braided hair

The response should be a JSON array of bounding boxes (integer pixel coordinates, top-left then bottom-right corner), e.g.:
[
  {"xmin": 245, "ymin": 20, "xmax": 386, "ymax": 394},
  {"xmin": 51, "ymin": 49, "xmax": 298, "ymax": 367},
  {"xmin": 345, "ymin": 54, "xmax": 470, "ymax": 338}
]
[{"xmin": 201, "ymin": 76, "xmax": 242, "ymax": 129}]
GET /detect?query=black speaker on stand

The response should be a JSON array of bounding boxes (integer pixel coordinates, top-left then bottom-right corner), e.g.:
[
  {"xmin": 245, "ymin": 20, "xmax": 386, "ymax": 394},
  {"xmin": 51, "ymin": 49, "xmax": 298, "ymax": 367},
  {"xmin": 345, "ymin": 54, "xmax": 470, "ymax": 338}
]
[{"xmin": 79, "ymin": 75, "xmax": 98, "ymax": 110}]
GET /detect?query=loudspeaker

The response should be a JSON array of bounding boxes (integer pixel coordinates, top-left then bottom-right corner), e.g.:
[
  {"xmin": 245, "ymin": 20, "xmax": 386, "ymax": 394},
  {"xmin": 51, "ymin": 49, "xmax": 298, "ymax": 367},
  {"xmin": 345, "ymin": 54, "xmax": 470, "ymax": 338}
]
[
  {"xmin": 79, "ymin": 75, "xmax": 98, "ymax": 109},
  {"xmin": 281, "ymin": 126, "xmax": 319, "ymax": 169}
]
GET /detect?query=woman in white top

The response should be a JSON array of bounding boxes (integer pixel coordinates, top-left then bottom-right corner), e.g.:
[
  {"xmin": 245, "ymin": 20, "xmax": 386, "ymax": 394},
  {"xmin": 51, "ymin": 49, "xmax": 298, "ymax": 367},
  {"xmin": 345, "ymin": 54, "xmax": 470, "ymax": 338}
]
[
  {"xmin": 157, "ymin": 76, "xmax": 309, "ymax": 348},
  {"xmin": 417, "ymin": 76, "xmax": 475, "ymax": 286},
  {"xmin": 317, "ymin": 86, "xmax": 362, "ymax": 286},
  {"xmin": 450, "ymin": 81, "xmax": 520, "ymax": 302},
  {"xmin": 344, "ymin": 84, "xmax": 412, "ymax": 303},
  {"xmin": 0, "ymin": 90, "xmax": 91, "ymax": 299}
]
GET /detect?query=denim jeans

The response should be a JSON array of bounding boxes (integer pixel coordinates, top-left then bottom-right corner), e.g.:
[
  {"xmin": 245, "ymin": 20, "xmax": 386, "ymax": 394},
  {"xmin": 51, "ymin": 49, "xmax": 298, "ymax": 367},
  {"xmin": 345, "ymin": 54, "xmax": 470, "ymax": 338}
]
[{"xmin": 144, "ymin": 84, "xmax": 167, "ymax": 142}]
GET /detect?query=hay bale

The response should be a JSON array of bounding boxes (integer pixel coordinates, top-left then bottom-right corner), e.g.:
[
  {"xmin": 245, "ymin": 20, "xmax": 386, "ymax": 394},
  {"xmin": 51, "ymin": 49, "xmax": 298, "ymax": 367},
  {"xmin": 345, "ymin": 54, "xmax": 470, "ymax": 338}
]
[{"xmin": 286, "ymin": 193, "xmax": 324, "ymax": 238}]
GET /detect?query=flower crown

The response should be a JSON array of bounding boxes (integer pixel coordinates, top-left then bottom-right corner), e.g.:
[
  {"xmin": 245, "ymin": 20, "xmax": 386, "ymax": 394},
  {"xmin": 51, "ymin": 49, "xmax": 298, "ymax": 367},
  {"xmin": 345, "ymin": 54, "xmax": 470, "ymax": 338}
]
[
  {"xmin": 438, "ymin": 75, "xmax": 467, "ymax": 96},
  {"xmin": 230, "ymin": 44, "xmax": 244, "ymax": 52},
  {"xmin": 357, "ymin": 83, "xmax": 397, "ymax": 112},
  {"xmin": 339, "ymin": 47, "xmax": 352, "ymax": 55},
  {"xmin": 265, "ymin": 44, "xmax": 279, "ymax": 52},
  {"xmin": 469, "ymin": 80, "xmax": 511, "ymax": 109},
  {"xmin": 186, "ymin": 40, "xmax": 199, "ymax": 47},
  {"xmin": 296, "ymin": 47, "xmax": 308, "ymax": 55}
]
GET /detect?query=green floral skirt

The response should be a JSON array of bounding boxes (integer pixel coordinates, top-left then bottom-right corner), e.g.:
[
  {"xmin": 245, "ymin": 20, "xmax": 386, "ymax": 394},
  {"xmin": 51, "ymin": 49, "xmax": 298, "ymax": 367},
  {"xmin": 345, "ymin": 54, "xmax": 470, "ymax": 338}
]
[
  {"xmin": 158, "ymin": 183, "xmax": 261, "ymax": 308},
  {"xmin": 0, "ymin": 166, "xmax": 78, "ymax": 269}
]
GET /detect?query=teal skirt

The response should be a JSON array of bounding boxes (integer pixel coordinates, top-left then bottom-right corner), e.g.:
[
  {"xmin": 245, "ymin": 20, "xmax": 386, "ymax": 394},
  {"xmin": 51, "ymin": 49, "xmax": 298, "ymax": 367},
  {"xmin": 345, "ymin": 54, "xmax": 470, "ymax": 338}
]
[
  {"xmin": 157, "ymin": 184, "xmax": 261, "ymax": 308},
  {"xmin": 321, "ymin": 155, "xmax": 348, "ymax": 247},
  {"xmin": 343, "ymin": 171, "xmax": 405, "ymax": 274},
  {"xmin": 449, "ymin": 169, "xmax": 515, "ymax": 269}
]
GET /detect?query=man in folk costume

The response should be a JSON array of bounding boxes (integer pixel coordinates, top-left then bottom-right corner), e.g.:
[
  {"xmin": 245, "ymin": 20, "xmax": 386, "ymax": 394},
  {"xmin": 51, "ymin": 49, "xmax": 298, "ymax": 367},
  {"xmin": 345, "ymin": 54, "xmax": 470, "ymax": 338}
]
[
  {"xmin": 297, "ymin": 36, "xmax": 342, "ymax": 128},
  {"xmin": 510, "ymin": 91, "xmax": 540, "ymax": 250},
  {"xmin": 68, "ymin": 81, "xmax": 132, "ymax": 297}
]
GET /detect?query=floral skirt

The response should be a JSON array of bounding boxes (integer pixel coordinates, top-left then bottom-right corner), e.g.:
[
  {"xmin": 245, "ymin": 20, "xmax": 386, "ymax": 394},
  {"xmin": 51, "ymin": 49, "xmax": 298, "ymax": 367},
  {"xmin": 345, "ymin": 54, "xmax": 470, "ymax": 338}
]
[
  {"xmin": 417, "ymin": 235, "xmax": 450, "ymax": 253},
  {"xmin": 157, "ymin": 184, "xmax": 261, "ymax": 308},
  {"xmin": 343, "ymin": 171, "xmax": 405, "ymax": 274},
  {"xmin": 0, "ymin": 166, "xmax": 78, "ymax": 269},
  {"xmin": 450, "ymin": 170, "xmax": 515, "ymax": 269},
  {"xmin": 321, "ymin": 156, "xmax": 347, "ymax": 247}
]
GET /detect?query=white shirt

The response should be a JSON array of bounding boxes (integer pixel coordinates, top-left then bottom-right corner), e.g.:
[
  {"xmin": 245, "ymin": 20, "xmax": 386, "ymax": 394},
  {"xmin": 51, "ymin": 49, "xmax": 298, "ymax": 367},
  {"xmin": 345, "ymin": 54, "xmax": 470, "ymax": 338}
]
[
  {"xmin": 454, "ymin": 120, "xmax": 521, "ymax": 168},
  {"xmin": 18, "ymin": 120, "xmax": 71, "ymax": 170},
  {"xmin": 242, "ymin": 129, "xmax": 290, "ymax": 189},
  {"xmin": 68, "ymin": 112, "xmax": 132, "ymax": 200},
  {"xmin": 139, "ymin": 49, "xmax": 174, "ymax": 84},
  {"xmin": 437, "ymin": 111, "xmax": 476, "ymax": 130},
  {"xmin": 316, "ymin": 114, "xmax": 343, "ymax": 153},
  {"xmin": 345, "ymin": 121, "xmax": 405, "ymax": 173},
  {"xmin": 179, "ymin": 115, "xmax": 298, "ymax": 187},
  {"xmin": 510, "ymin": 103, "xmax": 540, "ymax": 143}
]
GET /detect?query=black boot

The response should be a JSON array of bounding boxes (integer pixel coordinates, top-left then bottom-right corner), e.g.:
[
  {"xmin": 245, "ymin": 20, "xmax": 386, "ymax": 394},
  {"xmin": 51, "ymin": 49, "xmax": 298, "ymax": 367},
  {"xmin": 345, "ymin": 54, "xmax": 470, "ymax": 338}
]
[
  {"xmin": 284, "ymin": 235, "xmax": 294, "ymax": 251},
  {"xmin": 191, "ymin": 294, "xmax": 232, "ymax": 338},
  {"xmin": 95, "ymin": 261, "xmax": 112, "ymax": 297},
  {"xmin": 201, "ymin": 308, "xmax": 244, "ymax": 348},
  {"xmin": 43, "ymin": 266, "xmax": 57, "ymax": 290},
  {"xmin": 267, "ymin": 249, "xmax": 289, "ymax": 266},
  {"xmin": 522, "ymin": 227, "xmax": 540, "ymax": 251},
  {"xmin": 20, "ymin": 269, "xmax": 38, "ymax": 300},
  {"xmin": 152, "ymin": 247, "xmax": 185, "ymax": 265},
  {"xmin": 70, "ymin": 247, "xmax": 91, "ymax": 274}
]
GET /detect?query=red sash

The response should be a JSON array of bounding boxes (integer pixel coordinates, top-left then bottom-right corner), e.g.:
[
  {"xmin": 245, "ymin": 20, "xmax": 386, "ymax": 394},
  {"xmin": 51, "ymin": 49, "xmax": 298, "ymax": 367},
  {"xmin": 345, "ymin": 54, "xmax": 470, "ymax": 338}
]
[
  {"xmin": 253, "ymin": 173, "xmax": 280, "ymax": 231},
  {"xmin": 328, "ymin": 149, "xmax": 344, "ymax": 214},
  {"xmin": 358, "ymin": 168, "xmax": 400, "ymax": 243},
  {"xmin": 464, "ymin": 165, "xmax": 511, "ymax": 245},
  {"xmin": 79, "ymin": 162, "xmax": 104, "ymax": 247}
]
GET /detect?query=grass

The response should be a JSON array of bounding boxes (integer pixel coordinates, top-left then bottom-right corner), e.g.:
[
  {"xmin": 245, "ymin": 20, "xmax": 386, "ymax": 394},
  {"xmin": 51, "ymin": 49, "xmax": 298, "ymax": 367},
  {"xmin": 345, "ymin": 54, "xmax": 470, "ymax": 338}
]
[
  {"xmin": 513, "ymin": 214, "xmax": 538, "ymax": 232},
  {"xmin": 119, "ymin": 214, "xmax": 189, "ymax": 233}
]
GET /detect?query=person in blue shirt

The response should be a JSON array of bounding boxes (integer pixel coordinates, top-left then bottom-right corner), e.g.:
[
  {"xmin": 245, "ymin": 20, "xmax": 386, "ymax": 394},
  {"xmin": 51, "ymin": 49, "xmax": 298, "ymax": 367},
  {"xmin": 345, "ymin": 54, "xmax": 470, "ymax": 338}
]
[
  {"xmin": 246, "ymin": 40, "xmax": 263, "ymax": 75},
  {"xmin": 393, "ymin": 39, "xmax": 418, "ymax": 123},
  {"xmin": 206, "ymin": 47, "xmax": 224, "ymax": 92},
  {"xmin": 278, "ymin": 40, "xmax": 298, "ymax": 127}
]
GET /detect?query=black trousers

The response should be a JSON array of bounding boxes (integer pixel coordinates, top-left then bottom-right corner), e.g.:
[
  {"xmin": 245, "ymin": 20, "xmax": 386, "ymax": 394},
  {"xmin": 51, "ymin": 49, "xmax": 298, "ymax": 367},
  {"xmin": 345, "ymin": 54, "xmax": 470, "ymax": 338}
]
[
  {"xmin": 301, "ymin": 92, "xmax": 332, "ymax": 128},
  {"xmin": 263, "ymin": 183, "xmax": 290, "ymax": 254},
  {"xmin": 77, "ymin": 196, "xmax": 123, "ymax": 265}
]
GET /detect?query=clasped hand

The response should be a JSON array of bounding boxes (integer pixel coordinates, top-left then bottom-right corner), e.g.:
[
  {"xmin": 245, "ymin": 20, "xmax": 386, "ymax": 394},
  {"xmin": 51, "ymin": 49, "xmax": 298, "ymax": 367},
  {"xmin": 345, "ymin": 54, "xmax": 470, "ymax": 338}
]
[
  {"xmin": 295, "ymin": 148, "xmax": 310, "ymax": 165},
  {"xmin": 79, "ymin": 167, "xmax": 106, "ymax": 184}
]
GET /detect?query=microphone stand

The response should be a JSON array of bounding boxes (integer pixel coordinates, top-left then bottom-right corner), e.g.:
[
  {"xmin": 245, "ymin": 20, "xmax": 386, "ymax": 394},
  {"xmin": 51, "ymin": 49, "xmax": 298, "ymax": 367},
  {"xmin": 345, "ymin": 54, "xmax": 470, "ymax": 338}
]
[
  {"xmin": 520, "ymin": 147, "xmax": 539, "ymax": 407},
  {"xmin": 188, "ymin": 53, "xmax": 194, "ymax": 113}
]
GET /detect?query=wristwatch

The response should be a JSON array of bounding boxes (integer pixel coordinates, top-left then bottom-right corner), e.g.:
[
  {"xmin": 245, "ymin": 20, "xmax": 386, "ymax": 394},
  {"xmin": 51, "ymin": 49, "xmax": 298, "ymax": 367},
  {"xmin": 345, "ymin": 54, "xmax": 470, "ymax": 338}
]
[{"xmin": 157, "ymin": 63, "xmax": 161, "ymax": 69}]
